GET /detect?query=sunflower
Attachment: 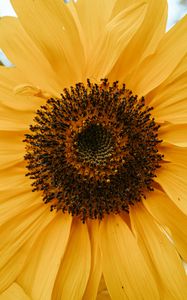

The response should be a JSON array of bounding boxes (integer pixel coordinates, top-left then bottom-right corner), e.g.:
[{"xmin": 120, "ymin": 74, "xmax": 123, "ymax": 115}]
[{"xmin": 0, "ymin": 0, "xmax": 187, "ymax": 299}]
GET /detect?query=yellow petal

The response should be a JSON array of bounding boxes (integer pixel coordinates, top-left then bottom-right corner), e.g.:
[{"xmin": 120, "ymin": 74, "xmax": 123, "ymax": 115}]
[
  {"xmin": 110, "ymin": 0, "xmax": 168, "ymax": 83},
  {"xmin": 11, "ymin": 0, "xmax": 85, "ymax": 86},
  {"xmin": 131, "ymin": 15, "xmax": 187, "ymax": 95},
  {"xmin": 83, "ymin": 220, "xmax": 102, "ymax": 300},
  {"xmin": 86, "ymin": 1, "xmax": 147, "ymax": 80},
  {"xmin": 159, "ymin": 123, "xmax": 187, "ymax": 147},
  {"xmin": 0, "ymin": 164, "xmax": 29, "ymax": 192},
  {"xmin": 143, "ymin": 189, "xmax": 187, "ymax": 262},
  {"xmin": 155, "ymin": 163, "xmax": 187, "ymax": 214},
  {"xmin": 0, "ymin": 205, "xmax": 51, "ymax": 269},
  {"xmin": 18, "ymin": 214, "xmax": 72, "ymax": 300},
  {"xmin": 151, "ymin": 72, "xmax": 187, "ymax": 123},
  {"xmin": 0, "ymin": 106, "xmax": 33, "ymax": 131},
  {"xmin": 0, "ymin": 131, "xmax": 25, "ymax": 169},
  {"xmin": 0, "ymin": 69, "xmax": 47, "ymax": 130},
  {"xmin": 147, "ymin": 54, "xmax": 187, "ymax": 105},
  {"xmin": 74, "ymin": 0, "xmax": 116, "ymax": 55},
  {"xmin": 52, "ymin": 219, "xmax": 91, "ymax": 300},
  {"xmin": 0, "ymin": 17, "xmax": 60, "ymax": 93},
  {"xmin": 0, "ymin": 205, "xmax": 55, "ymax": 292},
  {"xmin": 151, "ymin": 81, "xmax": 187, "ymax": 124},
  {"xmin": 159, "ymin": 143, "xmax": 187, "ymax": 167},
  {"xmin": 0, "ymin": 283, "xmax": 30, "ymax": 300},
  {"xmin": 0, "ymin": 240, "xmax": 34, "ymax": 294},
  {"xmin": 0, "ymin": 189, "xmax": 41, "ymax": 225},
  {"xmin": 99, "ymin": 214, "xmax": 159, "ymax": 300},
  {"xmin": 130, "ymin": 203, "xmax": 187, "ymax": 299}
]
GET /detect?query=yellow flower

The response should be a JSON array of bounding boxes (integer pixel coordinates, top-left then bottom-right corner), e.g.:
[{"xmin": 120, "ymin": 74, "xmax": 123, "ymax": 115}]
[{"xmin": 0, "ymin": 0, "xmax": 187, "ymax": 299}]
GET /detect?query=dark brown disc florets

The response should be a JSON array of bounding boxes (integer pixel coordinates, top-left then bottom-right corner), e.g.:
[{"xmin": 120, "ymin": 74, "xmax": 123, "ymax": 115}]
[{"xmin": 24, "ymin": 79, "xmax": 163, "ymax": 222}]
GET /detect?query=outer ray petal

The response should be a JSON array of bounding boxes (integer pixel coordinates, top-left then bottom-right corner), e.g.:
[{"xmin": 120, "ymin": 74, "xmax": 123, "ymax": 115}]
[
  {"xmin": 11, "ymin": 0, "xmax": 85, "ymax": 86},
  {"xmin": 0, "ymin": 190, "xmax": 41, "ymax": 225},
  {"xmin": 0, "ymin": 164, "xmax": 30, "ymax": 192},
  {"xmin": 155, "ymin": 164, "xmax": 187, "ymax": 214},
  {"xmin": 83, "ymin": 220, "xmax": 102, "ymax": 300},
  {"xmin": 143, "ymin": 189, "xmax": 187, "ymax": 262},
  {"xmin": 159, "ymin": 123, "xmax": 187, "ymax": 147},
  {"xmin": 0, "ymin": 100, "xmax": 36, "ymax": 131},
  {"xmin": 0, "ymin": 283, "xmax": 30, "ymax": 300},
  {"xmin": 151, "ymin": 76, "xmax": 187, "ymax": 124},
  {"xmin": 73, "ymin": 0, "xmax": 116, "ymax": 54},
  {"xmin": 85, "ymin": 1, "xmax": 147, "ymax": 80},
  {"xmin": 52, "ymin": 219, "xmax": 91, "ymax": 300},
  {"xmin": 0, "ymin": 66, "xmax": 46, "ymax": 112},
  {"xmin": 0, "ymin": 206, "xmax": 55, "ymax": 292},
  {"xmin": 159, "ymin": 143, "xmax": 187, "ymax": 167},
  {"xmin": 0, "ymin": 131, "xmax": 25, "ymax": 169},
  {"xmin": 147, "ymin": 54, "xmax": 187, "ymax": 104},
  {"xmin": 17, "ymin": 214, "xmax": 72, "ymax": 300},
  {"xmin": 130, "ymin": 203, "xmax": 187, "ymax": 300},
  {"xmin": 110, "ymin": 0, "xmax": 168, "ymax": 82},
  {"xmin": 130, "ymin": 15, "xmax": 187, "ymax": 95},
  {"xmin": 0, "ymin": 17, "xmax": 60, "ymax": 93},
  {"xmin": 99, "ymin": 215, "xmax": 159, "ymax": 300}
]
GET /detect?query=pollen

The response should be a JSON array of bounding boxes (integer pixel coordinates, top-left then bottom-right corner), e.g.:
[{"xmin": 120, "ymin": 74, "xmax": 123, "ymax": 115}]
[{"xmin": 24, "ymin": 79, "xmax": 163, "ymax": 222}]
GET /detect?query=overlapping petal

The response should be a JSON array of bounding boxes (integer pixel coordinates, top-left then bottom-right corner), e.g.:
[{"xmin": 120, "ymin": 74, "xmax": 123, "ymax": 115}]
[
  {"xmin": 143, "ymin": 189, "xmax": 187, "ymax": 262},
  {"xmin": 52, "ymin": 219, "xmax": 91, "ymax": 300},
  {"xmin": 100, "ymin": 215, "xmax": 159, "ymax": 300},
  {"xmin": 130, "ymin": 203, "xmax": 187, "ymax": 300},
  {"xmin": 17, "ymin": 214, "xmax": 72, "ymax": 300}
]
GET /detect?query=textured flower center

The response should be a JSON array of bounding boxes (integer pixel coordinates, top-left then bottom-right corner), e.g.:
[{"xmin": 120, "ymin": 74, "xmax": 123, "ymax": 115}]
[
  {"xmin": 76, "ymin": 123, "xmax": 115, "ymax": 165},
  {"xmin": 24, "ymin": 79, "xmax": 163, "ymax": 222}
]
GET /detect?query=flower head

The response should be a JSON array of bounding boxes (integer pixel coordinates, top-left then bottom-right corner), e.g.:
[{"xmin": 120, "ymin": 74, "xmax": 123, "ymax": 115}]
[{"xmin": 0, "ymin": 0, "xmax": 187, "ymax": 299}]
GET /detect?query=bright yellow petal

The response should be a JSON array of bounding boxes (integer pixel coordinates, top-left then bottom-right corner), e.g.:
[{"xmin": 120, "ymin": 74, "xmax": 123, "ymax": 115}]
[
  {"xmin": 74, "ymin": 0, "xmax": 116, "ymax": 55},
  {"xmin": 0, "ymin": 131, "xmax": 25, "ymax": 169},
  {"xmin": 0, "ymin": 66, "xmax": 46, "ymax": 112},
  {"xmin": 147, "ymin": 54, "xmax": 187, "ymax": 105},
  {"xmin": 0, "ymin": 205, "xmax": 55, "ymax": 292},
  {"xmin": 83, "ymin": 220, "xmax": 102, "ymax": 300},
  {"xmin": 147, "ymin": 53, "xmax": 187, "ymax": 122},
  {"xmin": 143, "ymin": 189, "xmax": 187, "ymax": 262},
  {"xmin": 86, "ymin": 1, "xmax": 147, "ymax": 80},
  {"xmin": 0, "ymin": 106, "xmax": 34, "ymax": 131},
  {"xmin": 159, "ymin": 123, "xmax": 187, "ymax": 147},
  {"xmin": 18, "ymin": 214, "xmax": 72, "ymax": 300},
  {"xmin": 0, "ymin": 190, "xmax": 41, "ymax": 225},
  {"xmin": 0, "ymin": 283, "xmax": 30, "ymax": 300},
  {"xmin": 130, "ymin": 15, "xmax": 187, "ymax": 95},
  {"xmin": 99, "ymin": 214, "xmax": 159, "ymax": 300},
  {"xmin": 159, "ymin": 143, "xmax": 187, "ymax": 167},
  {"xmin": 0, "ymin": 17, "xmax": 60, "ymax": 93},
  {"xmin": 110, "ymin": 0, "xmax": 168, "ymax": 83},
  {"xmin": 130, "ymin": 203, "xmax": 187, "ymax": 300},
  {"xmin": 155, "ymin": 163, "xmax": 187, "ymax": 214},
  {"xmin": 52, "ymin": 219, "xmax": 91, "ymax": 300},
  {"xmin": 151, "ymin": 75, "xmax": 187, "ymax": 124},
  {"xmin": 11, "ymin": 0, "xmax": 85, "ymax": 86},
  {"xmin": 0, "ymin": 164, "xmax": 29, "ymax": 192}
]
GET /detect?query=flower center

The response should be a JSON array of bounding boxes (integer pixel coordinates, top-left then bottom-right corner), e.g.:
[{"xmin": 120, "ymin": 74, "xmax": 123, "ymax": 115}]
[
  {"xmin": 76, "ymin": 123, "xmax": 115, "ymax": 165},
  {"xmin": 24, "ymin": 79, "xmax": 163, "ymax": 222}
]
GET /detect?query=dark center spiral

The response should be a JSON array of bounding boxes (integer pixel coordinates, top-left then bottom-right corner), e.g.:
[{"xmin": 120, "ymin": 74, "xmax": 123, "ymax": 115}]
[
  {"xmin": 24, "ymin": 79, "xmax": 163, "ymax": 222},
  {"xmin": 76, "ymin": 123, "xmax": 115, "ymax": 166}
]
